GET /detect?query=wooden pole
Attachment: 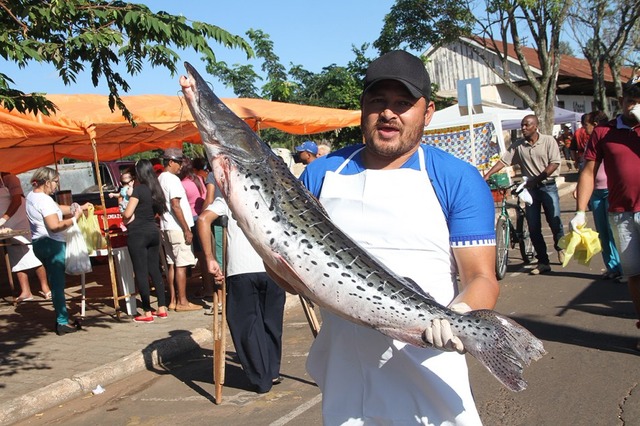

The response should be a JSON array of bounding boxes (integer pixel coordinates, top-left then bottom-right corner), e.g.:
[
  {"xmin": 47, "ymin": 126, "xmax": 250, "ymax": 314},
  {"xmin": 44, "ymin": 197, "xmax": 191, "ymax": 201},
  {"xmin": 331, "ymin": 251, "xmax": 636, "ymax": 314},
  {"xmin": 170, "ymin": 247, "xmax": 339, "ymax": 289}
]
[
  {"xmin": 90, "ymin": 137, "xmax": 121, "ymax": 319},
  {"xmin": 213, "ymin": 216, "xmax": 228, "ymax": 404},
  {"xmin": 299, "ymin": 295, "xmax": 320, "ymax": 338}
]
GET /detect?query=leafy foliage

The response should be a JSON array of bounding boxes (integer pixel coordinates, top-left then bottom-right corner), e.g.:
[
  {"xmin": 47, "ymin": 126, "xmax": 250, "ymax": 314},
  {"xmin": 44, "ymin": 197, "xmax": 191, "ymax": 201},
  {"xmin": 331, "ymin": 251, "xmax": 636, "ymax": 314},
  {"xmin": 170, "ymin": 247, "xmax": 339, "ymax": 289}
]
[
  {"xmin": 567, "ymin": 0, "xmax": 640, "ymax": 114},
  {"xmin": 0, "ymin": 0, "xmax": 253, "ymax": 122},
  {"xmin": 206, "ymin": 32, "xmax": 370, "ymax": 150},
  {"xmin": 374, "ymin": 0, "xmax": 474, "ymax": 53}
]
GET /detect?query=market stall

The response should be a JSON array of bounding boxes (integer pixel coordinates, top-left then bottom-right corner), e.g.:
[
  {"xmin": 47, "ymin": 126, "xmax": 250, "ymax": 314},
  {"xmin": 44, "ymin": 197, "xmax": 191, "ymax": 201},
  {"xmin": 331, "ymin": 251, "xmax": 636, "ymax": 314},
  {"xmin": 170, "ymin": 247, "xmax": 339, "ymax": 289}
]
[{"xmin": 0, "ymin": 93, "xmax": 361, "ymax": 316}]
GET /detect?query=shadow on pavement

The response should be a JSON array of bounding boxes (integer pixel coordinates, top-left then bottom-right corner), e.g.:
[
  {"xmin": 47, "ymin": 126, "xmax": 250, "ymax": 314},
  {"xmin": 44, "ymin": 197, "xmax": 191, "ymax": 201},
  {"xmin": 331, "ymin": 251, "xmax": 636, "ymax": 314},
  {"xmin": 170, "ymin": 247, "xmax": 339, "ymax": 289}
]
[
  {"xmin": 513, "ymin": 316, "xmax": 639, "ymax": 355},
  {"xmin": 511, "ymin": 274, "xmax": 638, "ymax": 355}
]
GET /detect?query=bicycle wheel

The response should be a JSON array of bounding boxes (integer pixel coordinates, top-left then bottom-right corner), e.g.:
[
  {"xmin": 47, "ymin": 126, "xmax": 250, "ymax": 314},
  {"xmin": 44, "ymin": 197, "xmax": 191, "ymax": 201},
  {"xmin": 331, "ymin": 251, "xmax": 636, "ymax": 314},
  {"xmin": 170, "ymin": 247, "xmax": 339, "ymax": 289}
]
[
  {"xmin": 495, "ymin": 216, "xmax": 509, "ymax": 280},
  {"xmin": 516, "ymin": 212, "xmax": 535, "ymax": 263}
]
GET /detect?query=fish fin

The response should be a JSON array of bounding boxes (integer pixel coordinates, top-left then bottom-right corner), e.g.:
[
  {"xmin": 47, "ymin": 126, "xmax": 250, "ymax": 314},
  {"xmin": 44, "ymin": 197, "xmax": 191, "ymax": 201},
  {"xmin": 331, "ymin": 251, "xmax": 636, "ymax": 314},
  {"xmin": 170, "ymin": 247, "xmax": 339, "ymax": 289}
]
[
  {"xmin": 461, "ymin": 310, "xmax": 546, "ymax": 392},
  {"xmin": 403, "ymin": 277, "xmax": 436, "ymax": 301},
  {"xmin": 377, "ymin": 327, "xmax": 425, "ymax": 348},
  {"xmin": 266, "ymin": 254, "xmax": 312, "ymax": 296}
]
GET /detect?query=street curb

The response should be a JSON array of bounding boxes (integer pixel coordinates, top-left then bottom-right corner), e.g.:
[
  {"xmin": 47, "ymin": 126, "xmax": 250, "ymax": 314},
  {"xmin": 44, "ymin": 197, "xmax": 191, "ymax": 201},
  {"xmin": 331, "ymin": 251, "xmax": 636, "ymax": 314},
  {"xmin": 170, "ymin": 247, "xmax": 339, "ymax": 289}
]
[{"xmin": 0, "ymin": 327, "xmax": 213, "ymax": 426}]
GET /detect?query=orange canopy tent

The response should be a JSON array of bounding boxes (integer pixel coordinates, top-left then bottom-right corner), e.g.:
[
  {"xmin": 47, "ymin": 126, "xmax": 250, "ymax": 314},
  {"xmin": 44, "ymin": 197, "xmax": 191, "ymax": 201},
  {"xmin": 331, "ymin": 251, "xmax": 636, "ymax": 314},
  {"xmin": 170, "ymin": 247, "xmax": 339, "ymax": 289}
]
[
  {"xmin": 0, "ymin": 93, "xmax": 360, "ymax": 319},
  {"xmin": 0, "ymin": 94, "xmax": 360, "ymax": 174}
]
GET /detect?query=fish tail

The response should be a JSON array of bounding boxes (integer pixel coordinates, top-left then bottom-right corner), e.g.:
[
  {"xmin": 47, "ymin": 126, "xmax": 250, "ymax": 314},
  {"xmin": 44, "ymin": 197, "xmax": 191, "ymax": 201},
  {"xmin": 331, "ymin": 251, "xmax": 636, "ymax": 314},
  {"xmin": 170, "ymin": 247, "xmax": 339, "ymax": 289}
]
[{"xmin": 461, "ymin": 310, "xmax": 546, "ymax": 392}]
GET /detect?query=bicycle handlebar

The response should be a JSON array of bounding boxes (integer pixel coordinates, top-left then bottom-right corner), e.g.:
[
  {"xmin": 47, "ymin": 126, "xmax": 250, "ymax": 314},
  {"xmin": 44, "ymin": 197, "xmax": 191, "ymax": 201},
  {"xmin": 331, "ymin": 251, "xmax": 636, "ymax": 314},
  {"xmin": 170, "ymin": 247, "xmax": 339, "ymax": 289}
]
[{"xmin": 486, "ymin": 176, "xmax": 522, "ymax": 192}]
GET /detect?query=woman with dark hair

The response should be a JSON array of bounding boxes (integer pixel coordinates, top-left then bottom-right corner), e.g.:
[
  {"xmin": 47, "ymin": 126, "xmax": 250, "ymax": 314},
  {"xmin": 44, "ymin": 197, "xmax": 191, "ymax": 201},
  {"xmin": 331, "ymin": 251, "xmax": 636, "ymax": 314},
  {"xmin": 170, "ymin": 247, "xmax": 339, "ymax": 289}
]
[
  {"xmin": 179, "ymin": 157, "xmax": 206, "ymax": 217},
  {"xmin": 191, "ymin": 157, "xmax": 209, "ymax": 183},
  {"xmin": 25, "ymin": 167, "xmax": 87, "ymax": 335},
  {"xmin": 122, "ymin": 159, "xmax": 169, "ymax": 322}
]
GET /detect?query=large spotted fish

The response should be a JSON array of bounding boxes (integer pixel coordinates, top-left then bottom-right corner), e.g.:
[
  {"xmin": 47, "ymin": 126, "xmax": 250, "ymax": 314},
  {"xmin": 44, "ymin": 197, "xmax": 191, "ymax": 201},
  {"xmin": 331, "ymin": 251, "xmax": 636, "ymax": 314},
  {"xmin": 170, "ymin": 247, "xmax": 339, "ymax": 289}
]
[{"xmin": 179, "ymin": 62, "xmax": 545, "ymax": 391}]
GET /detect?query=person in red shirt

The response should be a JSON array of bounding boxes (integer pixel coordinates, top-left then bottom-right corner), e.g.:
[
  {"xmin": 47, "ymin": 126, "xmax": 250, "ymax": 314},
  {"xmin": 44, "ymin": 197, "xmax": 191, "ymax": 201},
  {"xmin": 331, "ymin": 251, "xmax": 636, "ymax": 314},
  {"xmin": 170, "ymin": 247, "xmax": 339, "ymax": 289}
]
[
  {"xmin": 556, "ymin": 125, "xmax": 574, "ymax": 170},
  {"xmin": 573, "ymin": 80, "xmax": 640, "ymax": 350},
  {"xmin": 570, "ymin": 114, "xmax": 590, "ymax": 169}
]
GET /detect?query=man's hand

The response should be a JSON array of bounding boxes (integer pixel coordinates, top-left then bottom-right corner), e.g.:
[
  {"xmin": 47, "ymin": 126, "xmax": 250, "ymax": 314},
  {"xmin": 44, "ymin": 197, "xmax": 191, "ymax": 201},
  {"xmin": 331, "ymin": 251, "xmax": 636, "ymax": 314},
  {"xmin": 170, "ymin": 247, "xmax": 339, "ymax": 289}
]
[
  {"xmin": 184, "ymin": 229, "xmax": 193, "ymax": 245},
  {"xmin": 422, "ymin": 303, "xmax": 471, "ymax": 354},
  {"xmin": 570, "ymin": 211, "xmax": 586, "ymax": 233},
  {"xmin": 525, "ymin": 176, "xmax": 541, "ymax": 189},
  {"xmin": 0, "ymin": 217, "xmax": 6, "ymax": 227},
  {"xmin": 206, "ymin": 256, "xmax": 225, "ymax": 283}
]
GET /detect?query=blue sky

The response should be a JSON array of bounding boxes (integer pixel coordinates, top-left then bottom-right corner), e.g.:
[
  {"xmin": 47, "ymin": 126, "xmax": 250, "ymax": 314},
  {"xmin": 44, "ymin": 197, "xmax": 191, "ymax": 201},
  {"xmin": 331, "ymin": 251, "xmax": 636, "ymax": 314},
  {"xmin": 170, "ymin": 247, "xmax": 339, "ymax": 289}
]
[{"xmin": 2, "ymin": 1, "xmax": 396, "ymax": 99}]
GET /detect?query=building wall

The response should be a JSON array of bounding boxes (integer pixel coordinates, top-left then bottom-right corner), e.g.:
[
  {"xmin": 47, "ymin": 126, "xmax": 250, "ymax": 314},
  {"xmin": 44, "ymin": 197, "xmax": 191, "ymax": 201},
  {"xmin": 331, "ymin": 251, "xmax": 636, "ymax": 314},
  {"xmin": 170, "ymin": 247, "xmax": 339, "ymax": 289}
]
[
  {"xmin": 425, "ymin": 40, "xmax": 618, "ymax": 115},
  {"xmin": 426, "ymin": 41, "xmax": 530, "ymax": 95}
]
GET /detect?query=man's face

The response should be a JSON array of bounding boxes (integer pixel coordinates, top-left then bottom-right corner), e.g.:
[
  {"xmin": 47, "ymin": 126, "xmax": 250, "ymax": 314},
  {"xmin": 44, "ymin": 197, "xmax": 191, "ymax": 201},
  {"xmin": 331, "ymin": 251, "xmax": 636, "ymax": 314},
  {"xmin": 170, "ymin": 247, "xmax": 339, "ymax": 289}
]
[
  {"xmin": 168, "ymin": 158, "xmax": 183, "ymax": 174},
  {"xmin": 520, "ymin": 117, "xmax": 538, "ymax": 140},
  {"xmin": 620, "ymin": 95, "xmax": 640, "ymax": 124},
  {"xmin": 299, "ymin": 151, "xmax": 312, "ymax": 165},
  {"xmin": 584, "ymin": 122, "xmax": 596, "ymax": 135},
  {"xmin": 361, "ymin": 80, "xmax": 433, "ymax": 160}
]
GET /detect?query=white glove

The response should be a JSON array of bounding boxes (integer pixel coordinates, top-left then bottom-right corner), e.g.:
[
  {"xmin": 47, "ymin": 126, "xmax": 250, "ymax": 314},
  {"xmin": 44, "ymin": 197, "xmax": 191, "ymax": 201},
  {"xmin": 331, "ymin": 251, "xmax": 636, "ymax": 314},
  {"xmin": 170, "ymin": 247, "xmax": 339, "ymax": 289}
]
[
  {"xmin": 423, "ymin": 302, "xmax": 471, "ymax": 354},
  {"xmin": 515, "ymin": 179, "xmax": 533, "ymax": 205},
  {"xmin": 570, "ymin": 211, "xmax": 586, "ymax": 233},
  {"xmin": 0, "ymin": 217, "xmax": 6, "ymax": 227}
]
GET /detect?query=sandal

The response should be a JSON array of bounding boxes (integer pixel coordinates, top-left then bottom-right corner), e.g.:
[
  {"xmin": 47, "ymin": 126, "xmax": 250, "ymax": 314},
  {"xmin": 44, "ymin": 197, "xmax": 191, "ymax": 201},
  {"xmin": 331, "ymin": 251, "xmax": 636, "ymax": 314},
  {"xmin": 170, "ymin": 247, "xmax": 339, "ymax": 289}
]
[
  {"xmin": 16, "ymin": 296, "xmax": 34, "ymax": 303},
  {"xmin": 39, "ymin": 291, "xmax": 52, "ymax": 300}
]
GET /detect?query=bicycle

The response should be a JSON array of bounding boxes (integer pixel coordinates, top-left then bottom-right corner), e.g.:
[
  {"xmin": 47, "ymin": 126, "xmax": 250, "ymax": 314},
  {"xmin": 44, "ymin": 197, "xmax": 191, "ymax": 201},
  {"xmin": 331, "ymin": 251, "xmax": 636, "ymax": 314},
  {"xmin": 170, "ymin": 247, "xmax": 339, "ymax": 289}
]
[{"xmin": 487, "ymin": 176, "xmax": 536, "ymax": 280}]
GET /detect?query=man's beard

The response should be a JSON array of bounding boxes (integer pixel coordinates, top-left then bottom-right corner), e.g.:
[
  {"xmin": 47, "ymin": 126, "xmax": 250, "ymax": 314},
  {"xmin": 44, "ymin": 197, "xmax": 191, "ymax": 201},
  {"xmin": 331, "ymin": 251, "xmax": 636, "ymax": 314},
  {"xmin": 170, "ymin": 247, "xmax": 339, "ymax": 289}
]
[{"xmin": 364, "ymin": 125, "xmax": 423, "ymax": 159}]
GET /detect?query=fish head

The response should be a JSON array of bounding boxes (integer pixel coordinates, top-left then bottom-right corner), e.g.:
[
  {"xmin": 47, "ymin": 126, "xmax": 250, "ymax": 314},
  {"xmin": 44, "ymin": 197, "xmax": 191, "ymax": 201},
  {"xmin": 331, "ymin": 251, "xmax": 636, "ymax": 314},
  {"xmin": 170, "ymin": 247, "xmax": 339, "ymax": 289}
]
[{"xmin": 180, "ymin": 62, "xmax": 270, "ymax": 166}]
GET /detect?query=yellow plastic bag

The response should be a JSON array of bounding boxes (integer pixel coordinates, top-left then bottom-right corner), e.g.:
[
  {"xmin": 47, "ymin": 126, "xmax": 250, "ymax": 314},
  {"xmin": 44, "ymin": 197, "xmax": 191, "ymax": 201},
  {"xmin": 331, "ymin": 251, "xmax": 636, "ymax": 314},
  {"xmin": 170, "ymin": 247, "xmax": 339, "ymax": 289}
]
[
  {"xmin": 77, "ymin": 204, "xmax": 107, "ymax": 252},
  {"xmin": 558, "ymin": 226, "xmax": 602, "ymax": 267}
]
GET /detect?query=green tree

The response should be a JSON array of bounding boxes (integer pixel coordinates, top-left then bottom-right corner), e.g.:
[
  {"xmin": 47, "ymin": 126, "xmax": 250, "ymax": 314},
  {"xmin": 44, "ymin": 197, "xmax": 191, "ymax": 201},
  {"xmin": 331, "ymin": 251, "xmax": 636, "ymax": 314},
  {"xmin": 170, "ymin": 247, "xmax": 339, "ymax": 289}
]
[
  {"xmin": 376, "ymin": 0, "xmax": 572, "ymax": 133},
  {"xmin": 208, "ymin": 32, "xmax": 368, "ymax": 150},
  {"xmin": 287, "ymin": 44, "xmax": 378, "ymax": 149},
  {"xmin": 0, "ymin": 0, "xmax": 253, "ymax": 122},
  {"xmin": 567, "ymin": 0, "xmax": 640, "ymax": 115},
  {"xmin": 558, "ymin": 41, "xmax": 574, "ymax": 56},
  {"xmin": 375, "ymin": 0, "xmax": 474, "ymax": 53}
]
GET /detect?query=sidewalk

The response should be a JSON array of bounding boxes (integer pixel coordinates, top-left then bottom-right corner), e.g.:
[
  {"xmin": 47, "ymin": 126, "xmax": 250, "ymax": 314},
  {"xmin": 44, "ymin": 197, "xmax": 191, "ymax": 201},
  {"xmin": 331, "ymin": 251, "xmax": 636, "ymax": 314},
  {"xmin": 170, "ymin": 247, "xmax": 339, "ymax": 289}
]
[
  {"xmin": 0, "ymin": 166, "xmax": 578, "ymax": 426},
  {"xmin": 0, "ymin": 258, "xmax": 298, "ymax": 426}
]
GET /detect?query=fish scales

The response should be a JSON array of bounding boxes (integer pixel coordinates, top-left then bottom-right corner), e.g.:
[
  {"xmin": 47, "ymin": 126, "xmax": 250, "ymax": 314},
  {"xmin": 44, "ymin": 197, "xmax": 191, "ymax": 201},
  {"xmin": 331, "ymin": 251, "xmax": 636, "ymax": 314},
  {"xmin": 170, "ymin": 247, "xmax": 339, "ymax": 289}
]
[
  {"xmin": 226, "ymin": 150, "xmax": 434, "ymax": 332},
  {"xmin": 180, "ymin": 62, "xmax": 546, "ymax": 392}
]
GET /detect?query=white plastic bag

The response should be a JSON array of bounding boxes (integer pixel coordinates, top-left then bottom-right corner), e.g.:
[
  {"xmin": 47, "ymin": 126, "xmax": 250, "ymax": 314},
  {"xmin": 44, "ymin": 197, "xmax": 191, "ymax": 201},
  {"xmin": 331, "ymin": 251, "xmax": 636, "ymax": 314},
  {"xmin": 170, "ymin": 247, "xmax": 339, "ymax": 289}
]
[{"xmin": 65, "ymin": 221, "xmax": 92, "ymax": 275}]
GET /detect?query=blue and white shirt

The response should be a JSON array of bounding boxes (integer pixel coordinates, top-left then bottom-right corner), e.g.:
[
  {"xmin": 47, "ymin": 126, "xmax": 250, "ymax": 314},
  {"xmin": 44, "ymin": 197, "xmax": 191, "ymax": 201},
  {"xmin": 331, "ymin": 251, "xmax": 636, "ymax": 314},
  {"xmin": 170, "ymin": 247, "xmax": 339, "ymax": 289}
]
[{"xmin": 300, "ymin": 143, "xmax": 496, "ymax": 247}]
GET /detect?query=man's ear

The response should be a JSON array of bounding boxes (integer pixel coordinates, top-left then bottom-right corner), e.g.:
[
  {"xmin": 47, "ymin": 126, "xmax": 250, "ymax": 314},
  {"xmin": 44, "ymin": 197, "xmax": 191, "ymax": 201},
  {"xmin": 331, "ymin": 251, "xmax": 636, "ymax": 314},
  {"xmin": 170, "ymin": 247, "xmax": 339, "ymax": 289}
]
[{"xmin": 423, "ymin": 100, "xmax": 436, "ymax": 127}]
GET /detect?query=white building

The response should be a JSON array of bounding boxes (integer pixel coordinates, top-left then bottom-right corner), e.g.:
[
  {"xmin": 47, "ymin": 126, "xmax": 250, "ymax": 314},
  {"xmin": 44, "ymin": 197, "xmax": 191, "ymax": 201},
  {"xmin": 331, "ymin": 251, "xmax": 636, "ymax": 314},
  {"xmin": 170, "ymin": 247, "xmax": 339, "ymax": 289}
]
[{"xmin": 424, "ymin": 37, "xmax": 632, "ymax": 115}]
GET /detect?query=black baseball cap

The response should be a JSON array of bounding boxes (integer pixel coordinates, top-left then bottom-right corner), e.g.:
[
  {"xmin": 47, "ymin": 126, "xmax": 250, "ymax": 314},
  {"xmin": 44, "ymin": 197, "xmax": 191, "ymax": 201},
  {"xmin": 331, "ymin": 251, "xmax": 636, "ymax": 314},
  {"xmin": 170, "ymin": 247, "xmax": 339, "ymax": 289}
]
[{"xmin": 362, "ymin": 50, "xmax": 431, "ymax": 101}]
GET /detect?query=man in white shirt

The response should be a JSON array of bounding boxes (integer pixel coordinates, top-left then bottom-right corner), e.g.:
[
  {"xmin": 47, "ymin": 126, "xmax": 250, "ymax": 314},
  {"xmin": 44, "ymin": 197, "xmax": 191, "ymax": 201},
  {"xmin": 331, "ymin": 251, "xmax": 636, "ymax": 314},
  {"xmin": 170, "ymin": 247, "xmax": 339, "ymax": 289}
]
[
  {"xmin": 197, "ymin": 197, "xmax": 285, "ymax": 393},
  {"xmin": 158, "ymin": 148, "xmax": 202, "ymax": 312}
]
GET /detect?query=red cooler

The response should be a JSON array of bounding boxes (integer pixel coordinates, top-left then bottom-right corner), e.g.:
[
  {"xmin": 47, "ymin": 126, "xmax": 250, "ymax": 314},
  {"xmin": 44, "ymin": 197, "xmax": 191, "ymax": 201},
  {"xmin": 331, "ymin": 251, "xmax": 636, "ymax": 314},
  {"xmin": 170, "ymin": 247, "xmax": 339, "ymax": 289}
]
[{"xmin": 95, "ymin": 207, "xmax": 128, "ymax": 248}]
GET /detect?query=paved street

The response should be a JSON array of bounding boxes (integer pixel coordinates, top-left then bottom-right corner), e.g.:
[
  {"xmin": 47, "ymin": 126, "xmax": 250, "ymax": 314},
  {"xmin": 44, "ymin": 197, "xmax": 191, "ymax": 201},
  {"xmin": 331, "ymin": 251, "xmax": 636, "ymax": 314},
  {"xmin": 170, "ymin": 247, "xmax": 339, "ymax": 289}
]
[{"xmin": 4, "ymin": 170, "xmax": 640, "ymax": 425}]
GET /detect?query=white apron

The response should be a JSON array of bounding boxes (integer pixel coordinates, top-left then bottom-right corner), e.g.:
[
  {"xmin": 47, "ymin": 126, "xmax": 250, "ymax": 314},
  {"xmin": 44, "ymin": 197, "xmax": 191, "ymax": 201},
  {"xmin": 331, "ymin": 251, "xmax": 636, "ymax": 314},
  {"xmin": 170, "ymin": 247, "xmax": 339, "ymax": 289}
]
[
  {"xmin": 307, "ymin": 147, "xmax": 481, "ymax": 425},
  {"xmin": 0, "ymin": 176, "xmax": 41, "ymax": 271}
]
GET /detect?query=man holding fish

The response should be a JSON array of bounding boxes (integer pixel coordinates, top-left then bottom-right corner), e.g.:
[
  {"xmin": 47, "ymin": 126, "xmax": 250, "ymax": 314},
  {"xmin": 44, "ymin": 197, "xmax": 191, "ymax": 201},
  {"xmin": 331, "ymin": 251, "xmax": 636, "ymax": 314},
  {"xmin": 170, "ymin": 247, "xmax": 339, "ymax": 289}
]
[
  {"xmin": 180, "ymin": 49, "xmax": 543, "ymax": 425},
  {"xmin": 296, "ymin": 50, "xmax": 499, "ymax": 424}
]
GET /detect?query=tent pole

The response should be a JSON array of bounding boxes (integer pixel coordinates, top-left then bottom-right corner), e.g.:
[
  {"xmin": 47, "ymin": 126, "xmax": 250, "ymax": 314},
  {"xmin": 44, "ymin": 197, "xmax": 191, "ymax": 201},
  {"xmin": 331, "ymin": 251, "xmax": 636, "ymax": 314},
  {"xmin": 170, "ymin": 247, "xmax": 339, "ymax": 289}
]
[{"xmin": 90, "ymin": 137, "xmax": 122, "ymax": 320}]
